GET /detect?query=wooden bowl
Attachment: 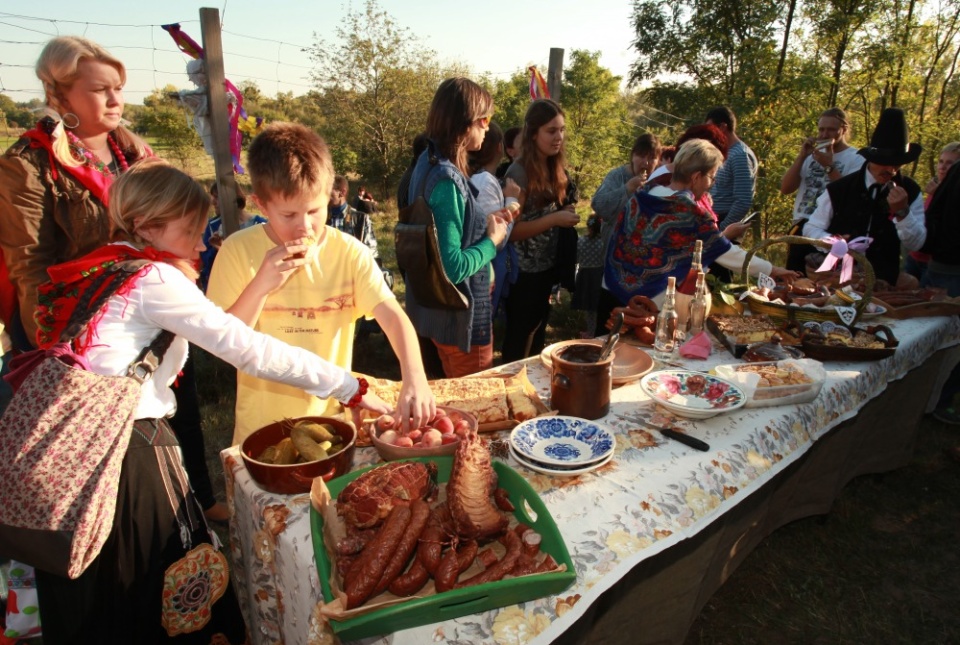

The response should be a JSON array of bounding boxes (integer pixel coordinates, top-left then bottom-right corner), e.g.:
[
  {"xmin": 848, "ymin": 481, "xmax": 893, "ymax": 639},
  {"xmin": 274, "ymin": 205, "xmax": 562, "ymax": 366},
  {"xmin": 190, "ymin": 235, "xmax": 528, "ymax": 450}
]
[
  {"xmin": 369, "ymin": 406, "xmax": 477, "ymax": 462},
  {"xmin": 241, "ymin": 416, "xmax": 356, "ymax": 494}
]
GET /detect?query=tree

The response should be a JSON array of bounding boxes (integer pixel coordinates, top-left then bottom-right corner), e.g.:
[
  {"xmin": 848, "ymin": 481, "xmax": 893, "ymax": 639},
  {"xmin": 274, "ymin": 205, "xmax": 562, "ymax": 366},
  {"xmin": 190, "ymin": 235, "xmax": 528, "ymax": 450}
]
[
  {"xmin": 490, "ymin": 72, "xmax": 533, "ymax": 134},
  {"xmin": 628, "ymin": 0, "xmax": 960, "ymax": 235},
  {"xmin": 630, "ymin": 0, "xmax": 782, "ymax": 107},
  {"xmin": 560, "ymin": 50, "xmax": 632, "ymax": 199},
  {"xmin": 307, "ymin": 0, "xmax": 442, "ymax": 197},
  {"xmin": 136, "ymin": 86, "xmax": 204, "ymax": 173}
]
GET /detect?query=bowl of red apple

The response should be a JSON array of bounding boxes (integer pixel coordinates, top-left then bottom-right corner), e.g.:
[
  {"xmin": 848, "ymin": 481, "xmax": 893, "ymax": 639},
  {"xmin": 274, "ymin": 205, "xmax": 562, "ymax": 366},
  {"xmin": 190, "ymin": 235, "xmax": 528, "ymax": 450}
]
[{"xmin": 369, "ymin": 405, "xmax": 478, "ymax": 461}]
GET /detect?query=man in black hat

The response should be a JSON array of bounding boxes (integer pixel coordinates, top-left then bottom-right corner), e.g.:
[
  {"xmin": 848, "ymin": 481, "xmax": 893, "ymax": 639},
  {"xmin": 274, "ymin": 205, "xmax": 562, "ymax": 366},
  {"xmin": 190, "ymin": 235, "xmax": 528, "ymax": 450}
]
[{"xmin": 804, "ymin": 107, "xmax": 926, "ymax": 284}]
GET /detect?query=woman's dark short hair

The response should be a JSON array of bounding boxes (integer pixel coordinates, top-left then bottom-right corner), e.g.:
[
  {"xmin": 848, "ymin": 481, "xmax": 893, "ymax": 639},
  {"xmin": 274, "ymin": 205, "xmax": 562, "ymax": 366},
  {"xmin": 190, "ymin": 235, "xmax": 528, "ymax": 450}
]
[{"xmin": 631, "ymin": 133, "xmax": 662, "ymax": 158}]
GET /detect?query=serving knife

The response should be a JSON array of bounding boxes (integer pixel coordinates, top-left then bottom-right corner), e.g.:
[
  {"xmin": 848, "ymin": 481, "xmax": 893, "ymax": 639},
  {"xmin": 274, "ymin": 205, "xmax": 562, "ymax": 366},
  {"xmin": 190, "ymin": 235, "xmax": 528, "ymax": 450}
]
[{"xmin": 620, "ymin": 415, "xmax": 711, "ymax": 452}]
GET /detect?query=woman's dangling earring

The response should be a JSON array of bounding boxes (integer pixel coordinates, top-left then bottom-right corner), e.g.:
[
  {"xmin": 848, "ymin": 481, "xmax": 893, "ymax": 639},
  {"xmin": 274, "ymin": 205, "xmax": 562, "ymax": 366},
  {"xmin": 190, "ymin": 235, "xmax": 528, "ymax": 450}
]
[{"xmin": 62, "ymin": 112, "xmax": 80, "ymax": 129}]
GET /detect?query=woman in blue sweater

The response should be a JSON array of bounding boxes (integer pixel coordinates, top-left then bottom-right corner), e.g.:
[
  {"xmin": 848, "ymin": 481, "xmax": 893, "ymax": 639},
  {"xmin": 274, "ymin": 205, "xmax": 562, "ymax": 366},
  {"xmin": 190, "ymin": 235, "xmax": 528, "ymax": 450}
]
[{"xmin": 404, "ymin": 78, "xmax": 510, "ymax": 377}]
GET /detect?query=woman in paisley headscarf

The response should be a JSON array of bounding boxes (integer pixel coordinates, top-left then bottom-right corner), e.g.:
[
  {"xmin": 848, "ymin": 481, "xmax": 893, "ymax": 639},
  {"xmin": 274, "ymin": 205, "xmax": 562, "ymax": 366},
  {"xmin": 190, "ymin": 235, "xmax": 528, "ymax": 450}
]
[{"xmin": 604, "ymin": 139, "xmax": 797, "ymax": 309}]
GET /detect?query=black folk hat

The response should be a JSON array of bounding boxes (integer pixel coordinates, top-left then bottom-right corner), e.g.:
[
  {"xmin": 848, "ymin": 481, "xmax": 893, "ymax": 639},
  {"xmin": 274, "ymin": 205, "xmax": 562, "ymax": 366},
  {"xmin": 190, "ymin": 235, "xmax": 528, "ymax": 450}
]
[{"xmin": 858, "ymin": 107, "xmax": 922, "ymax": 166}]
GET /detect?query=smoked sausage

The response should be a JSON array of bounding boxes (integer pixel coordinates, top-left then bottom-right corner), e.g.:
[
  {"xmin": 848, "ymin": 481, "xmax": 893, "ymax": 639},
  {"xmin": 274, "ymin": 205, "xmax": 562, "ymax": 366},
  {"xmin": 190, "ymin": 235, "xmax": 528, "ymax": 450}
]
[
  {"xmin": 344, "ymin": 504, "xmax": 411, "ymax": 608},
  {"xmin": 372, "ymin": 499, "xmax": 430, "ymax": 597}
]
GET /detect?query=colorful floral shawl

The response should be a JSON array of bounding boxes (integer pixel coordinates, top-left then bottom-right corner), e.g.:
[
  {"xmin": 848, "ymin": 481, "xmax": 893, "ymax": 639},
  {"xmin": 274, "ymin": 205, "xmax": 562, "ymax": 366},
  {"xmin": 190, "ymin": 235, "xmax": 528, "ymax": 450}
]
[
  {"xmin": 34, "ymin": 244, "xmax": 182, "ymax": 350},
  {"xmin": 603, "ymin": 188, "xmax": 731, "ymax": 303}
]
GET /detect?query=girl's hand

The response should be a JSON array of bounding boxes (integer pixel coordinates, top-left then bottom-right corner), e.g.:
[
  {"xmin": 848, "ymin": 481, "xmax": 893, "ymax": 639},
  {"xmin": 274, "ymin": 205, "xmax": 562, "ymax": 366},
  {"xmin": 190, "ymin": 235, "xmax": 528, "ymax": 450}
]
[
  {"xmin": 487, "ymin": 212, "xmax": 509, "ymax": 246},
  {"xmin": 552, "ymin": 209, "xmax": 580, "ymax": 228},
  {"xmin": 348, "ymin": 389, "xmax": 391, "ymax": 429},
  {"xmin": 503, "ymin": 177, "xmax": 521, "ymax": 200},
  {"xmin": 723, "ymin": 221, "xmax": 750, "ymax": 240}
]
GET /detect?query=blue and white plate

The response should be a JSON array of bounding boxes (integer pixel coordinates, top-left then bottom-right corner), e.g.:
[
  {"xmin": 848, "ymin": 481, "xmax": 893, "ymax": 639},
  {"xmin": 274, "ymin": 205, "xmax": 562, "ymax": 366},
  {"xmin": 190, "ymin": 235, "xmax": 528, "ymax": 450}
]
[
  {"xmin": 510, "ymin": 416, "xmax": 616, "ymax": 467},
  {"xmin": 639, "ymin": 370, "xmax": 746, "ymax": 419},
  {"xmin": 509, "ymin": 443, "xmax": 614, "ymax": 477}
]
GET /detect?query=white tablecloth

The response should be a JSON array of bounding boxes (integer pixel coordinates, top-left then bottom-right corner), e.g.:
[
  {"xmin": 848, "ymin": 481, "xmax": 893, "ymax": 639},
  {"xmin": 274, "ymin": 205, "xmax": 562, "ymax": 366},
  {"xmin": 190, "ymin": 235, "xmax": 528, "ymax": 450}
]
[{"xmin": 221, "ymin": 315, "xmax": 960, "ymax": 645}]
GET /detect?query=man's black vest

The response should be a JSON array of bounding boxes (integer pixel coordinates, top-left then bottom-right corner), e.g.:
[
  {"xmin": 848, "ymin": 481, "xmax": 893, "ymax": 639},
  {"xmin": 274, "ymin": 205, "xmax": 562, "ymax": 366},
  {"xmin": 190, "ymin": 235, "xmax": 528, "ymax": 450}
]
[{"xmin": 826, "ymin": 167, "xmax": 921, "ymax": 284}]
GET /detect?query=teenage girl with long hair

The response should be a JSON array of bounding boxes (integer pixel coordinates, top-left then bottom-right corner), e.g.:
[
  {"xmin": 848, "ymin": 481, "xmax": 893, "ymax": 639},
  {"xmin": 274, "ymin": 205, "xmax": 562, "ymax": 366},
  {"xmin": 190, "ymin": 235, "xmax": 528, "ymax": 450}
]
[{"xmin": 502, "ymin": 99, "xmax": 580, "ymax": 361}]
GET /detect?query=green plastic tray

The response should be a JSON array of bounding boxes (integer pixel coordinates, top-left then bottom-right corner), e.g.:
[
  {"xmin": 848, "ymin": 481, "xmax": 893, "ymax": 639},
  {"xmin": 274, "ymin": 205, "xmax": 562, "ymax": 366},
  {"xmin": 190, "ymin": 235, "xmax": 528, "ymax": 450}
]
[{"xmin": 310, "ymin": 456, "xmax": 576, "ymax": 640}]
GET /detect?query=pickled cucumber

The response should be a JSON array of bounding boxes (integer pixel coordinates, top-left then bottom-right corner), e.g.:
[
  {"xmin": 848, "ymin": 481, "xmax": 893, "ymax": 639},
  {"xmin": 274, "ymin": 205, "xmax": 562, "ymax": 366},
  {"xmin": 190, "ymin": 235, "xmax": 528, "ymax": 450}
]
[
  {"xmin": 290, "ymin": 426, "xmax": 328, "ymax": 462},
  {"xmin": 326, "ymin": 442, "xmax": 344, "ymax": 457},
  {"xmin": 255, "ymin": 445, "xmax": 279, "ymax": 464},
  {"xmin": 273, "ymin": 437, "xmax": 298, "ymax": 465},
  {"xmin": 294, "ymin": 420, "xmax": 336, "ymax": 443}
]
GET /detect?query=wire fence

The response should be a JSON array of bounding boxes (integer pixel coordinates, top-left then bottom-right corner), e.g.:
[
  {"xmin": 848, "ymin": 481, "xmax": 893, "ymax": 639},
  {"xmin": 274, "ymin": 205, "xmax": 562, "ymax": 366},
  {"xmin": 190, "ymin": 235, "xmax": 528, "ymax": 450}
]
[{"xmin": 0, "ymin": 11, "xmax": 318, "ymax": 104}]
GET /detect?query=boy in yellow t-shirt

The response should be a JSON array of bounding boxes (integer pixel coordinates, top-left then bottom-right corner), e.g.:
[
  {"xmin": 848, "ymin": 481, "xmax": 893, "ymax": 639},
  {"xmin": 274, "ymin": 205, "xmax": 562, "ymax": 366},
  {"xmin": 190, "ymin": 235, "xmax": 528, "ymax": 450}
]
[{"xmin": 207, "ymin": 123, "xmax": 434, "ymax": 445}]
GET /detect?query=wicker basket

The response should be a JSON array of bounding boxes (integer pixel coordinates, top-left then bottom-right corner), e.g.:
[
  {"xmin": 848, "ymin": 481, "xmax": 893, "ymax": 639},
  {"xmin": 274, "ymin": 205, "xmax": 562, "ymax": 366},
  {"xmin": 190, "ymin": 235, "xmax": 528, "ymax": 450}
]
[{"xmin": 739, "ymin": 235, "xmax": 874, "ymax": 325}]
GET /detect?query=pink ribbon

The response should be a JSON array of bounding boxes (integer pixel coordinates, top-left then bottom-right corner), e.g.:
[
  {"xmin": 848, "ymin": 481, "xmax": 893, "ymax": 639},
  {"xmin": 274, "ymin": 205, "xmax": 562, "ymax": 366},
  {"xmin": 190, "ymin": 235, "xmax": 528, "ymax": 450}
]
[{"xmin": 815, "ymin": 235, "xmax": 872, "ymax": 283}]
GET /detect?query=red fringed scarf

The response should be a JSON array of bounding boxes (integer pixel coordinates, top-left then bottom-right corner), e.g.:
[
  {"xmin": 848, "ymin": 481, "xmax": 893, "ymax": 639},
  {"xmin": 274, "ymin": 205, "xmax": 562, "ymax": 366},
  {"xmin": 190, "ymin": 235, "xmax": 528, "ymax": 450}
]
[
  {"xmin": 35, "ymin": 244, "xmax": 183, "ymax": 351},
  {"xmin": 22, "ymin": 117, "xmax": 153, "ymax": 206}
]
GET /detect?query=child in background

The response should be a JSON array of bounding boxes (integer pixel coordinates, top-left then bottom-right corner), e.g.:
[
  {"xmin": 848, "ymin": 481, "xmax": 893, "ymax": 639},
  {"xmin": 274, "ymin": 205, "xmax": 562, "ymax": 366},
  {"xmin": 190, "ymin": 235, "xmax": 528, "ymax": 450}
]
[
  {"xmin": 207, "ymin": 122, "xmax": 434, "ymax": 445},
  {"xmin": 199, "ymin": 183, "xmax": 266, "ymax": 292},
  {"xmin": 571, "ymin": 214, "xmax": 604, "ymax": 338}
]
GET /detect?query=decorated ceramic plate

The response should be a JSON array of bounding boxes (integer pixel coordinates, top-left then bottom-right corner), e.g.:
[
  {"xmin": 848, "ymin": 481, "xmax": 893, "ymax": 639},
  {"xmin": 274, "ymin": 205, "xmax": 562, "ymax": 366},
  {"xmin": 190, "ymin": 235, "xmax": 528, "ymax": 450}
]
[
  {"xmin": 541, "ymin": 339, "xmax": 655, "ymax": 386},
  {"xmin": 639, "ymin": 370, "xmax": 747, "ymax": 419},
  {"xmin": 509, "ymin": 416, "xmax": 616, "ymax": 467},
  {"xmin": 509, "ymin": 443, "xmax": 614, "ymax": 477}
]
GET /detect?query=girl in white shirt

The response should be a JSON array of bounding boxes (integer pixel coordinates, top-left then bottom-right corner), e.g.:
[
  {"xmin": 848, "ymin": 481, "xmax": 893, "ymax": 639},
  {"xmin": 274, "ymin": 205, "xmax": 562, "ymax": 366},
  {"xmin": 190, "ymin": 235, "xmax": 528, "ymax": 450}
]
[{"xmin": 32, "ymin": 158, "xmax": 390, "ymax": 645}]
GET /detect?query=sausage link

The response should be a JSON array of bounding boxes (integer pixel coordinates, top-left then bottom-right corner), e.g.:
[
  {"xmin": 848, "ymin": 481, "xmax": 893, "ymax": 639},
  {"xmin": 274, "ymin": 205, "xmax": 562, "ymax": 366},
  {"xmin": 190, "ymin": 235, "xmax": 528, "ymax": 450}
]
[
  {"xmin": 476, "ymin": 547, "xmax": 499, "ymax": 570},
  {"xmin": 534, "ymin": 553, "xmax": 559, "ymax": 573},
  {"xmin": 493, "ymin": 488, "xmax": 515, "ymax": 512},
  {"xmin": 344, "ymin": 504, "xmax": 412, "ymax": 609},
  {"xmin": 508, "ymin": 553, "xmax": 540, "ymax": 577},
  {"xmin": 455, "ymin": 530, "xmax": 522, "ymax": 588},
  {"xmin": 388, "ymin": 555, "xmax": 430, "ymax": 597},
  {"xmin": 635, "ymin": 326, "xmax": 656, "ymax": 345},
  {"xmin": 434, "ymin": 545, "xmax": 461, "ymax": 593},
  {"xmin": 455, "ymin": 540, "xmax": 478, "ymax": 575},
  {"xmin": 372, "ymin": 499, "xmax": 430, "ymax": 597},
  {"xmin": 628, "ymin": 295, "xmax": 658, "ymax": 315},
  {"xmin": 417, "ymin": 525, "xmax": 445, "ymax": 575}
]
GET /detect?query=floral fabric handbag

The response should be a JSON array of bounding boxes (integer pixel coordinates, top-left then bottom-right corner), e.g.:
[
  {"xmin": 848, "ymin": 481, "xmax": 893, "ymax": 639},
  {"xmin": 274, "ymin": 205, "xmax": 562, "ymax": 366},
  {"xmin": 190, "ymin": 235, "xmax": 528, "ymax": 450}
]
[{"xmin": 0, "ymin": 260, "xmax": 174, "ymax": 579}]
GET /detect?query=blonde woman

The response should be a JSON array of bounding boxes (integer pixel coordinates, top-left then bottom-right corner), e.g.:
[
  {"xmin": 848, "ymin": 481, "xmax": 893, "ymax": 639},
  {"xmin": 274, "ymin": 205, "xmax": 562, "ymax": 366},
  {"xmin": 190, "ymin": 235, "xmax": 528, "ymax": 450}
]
[
  {"xmin": 0, "ymin": 36, "xmax": 151, "ymax": 351},
  {"xmin": 32, "ymin": 159, "xmax": 389, "ymax": 643}
]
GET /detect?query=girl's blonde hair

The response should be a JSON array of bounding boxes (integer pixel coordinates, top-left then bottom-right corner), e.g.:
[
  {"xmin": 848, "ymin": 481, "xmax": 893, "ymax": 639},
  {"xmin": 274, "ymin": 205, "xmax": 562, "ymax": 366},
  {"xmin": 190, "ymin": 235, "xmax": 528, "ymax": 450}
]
[
  {"xmin": 108, "ymin": 159, "xmax": 210, "ymax": 280},
  {"xmin": 36, "ymin": 36, "xmax": 149, "ymax": 167}
]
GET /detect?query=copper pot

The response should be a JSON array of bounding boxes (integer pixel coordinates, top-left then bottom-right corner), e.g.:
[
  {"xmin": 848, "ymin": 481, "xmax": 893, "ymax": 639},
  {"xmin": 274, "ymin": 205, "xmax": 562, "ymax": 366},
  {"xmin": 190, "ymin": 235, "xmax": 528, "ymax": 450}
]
[{"xmin": 550, "ymin": 343, "xmax": 614, "ymax": 420}]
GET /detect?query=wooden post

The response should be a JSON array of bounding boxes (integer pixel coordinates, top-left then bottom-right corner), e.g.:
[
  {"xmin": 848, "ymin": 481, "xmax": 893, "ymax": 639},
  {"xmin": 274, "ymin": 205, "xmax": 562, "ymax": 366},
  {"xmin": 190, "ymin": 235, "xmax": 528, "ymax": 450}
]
[
  {"xmin": 548, "ymin": 48, "xmax": 564, "ymax": 102},
  {"xmin": 199, "ymin": 7, "xmax": 239, "ymax": 235}
]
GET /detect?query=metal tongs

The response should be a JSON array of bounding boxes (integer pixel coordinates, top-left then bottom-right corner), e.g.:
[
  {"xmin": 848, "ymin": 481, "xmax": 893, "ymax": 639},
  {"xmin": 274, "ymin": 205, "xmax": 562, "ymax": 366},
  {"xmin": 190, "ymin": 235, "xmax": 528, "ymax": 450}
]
[{"xmin": 598, "ymin": 312, "xmax": 623, "ymax": 362}]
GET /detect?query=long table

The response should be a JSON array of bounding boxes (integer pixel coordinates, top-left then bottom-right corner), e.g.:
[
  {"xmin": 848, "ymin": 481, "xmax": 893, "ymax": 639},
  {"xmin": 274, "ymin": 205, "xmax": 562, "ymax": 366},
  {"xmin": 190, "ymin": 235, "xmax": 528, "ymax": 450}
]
[{"xmin": 221, "ymin": 315, "xmax": 960, "ymax": 645}]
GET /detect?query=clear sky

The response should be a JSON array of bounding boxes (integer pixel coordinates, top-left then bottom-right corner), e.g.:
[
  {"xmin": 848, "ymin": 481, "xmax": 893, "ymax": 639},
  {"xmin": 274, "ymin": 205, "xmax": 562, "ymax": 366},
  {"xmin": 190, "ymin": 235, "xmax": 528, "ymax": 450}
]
[{"xmin": 0, "ymin": 2, "xmax": 639, "ymax": 105}]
